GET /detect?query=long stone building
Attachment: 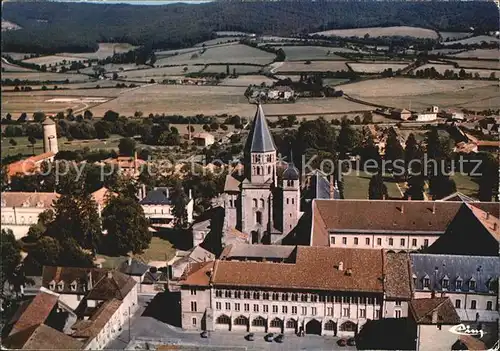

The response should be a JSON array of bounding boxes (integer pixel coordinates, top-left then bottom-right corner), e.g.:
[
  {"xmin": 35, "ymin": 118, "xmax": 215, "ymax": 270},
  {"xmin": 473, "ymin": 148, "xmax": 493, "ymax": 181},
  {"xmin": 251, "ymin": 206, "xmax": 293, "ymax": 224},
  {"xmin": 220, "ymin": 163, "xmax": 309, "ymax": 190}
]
[{"xmin": 179, "ymin": 245, "xmax": 412, "ymax": 337}]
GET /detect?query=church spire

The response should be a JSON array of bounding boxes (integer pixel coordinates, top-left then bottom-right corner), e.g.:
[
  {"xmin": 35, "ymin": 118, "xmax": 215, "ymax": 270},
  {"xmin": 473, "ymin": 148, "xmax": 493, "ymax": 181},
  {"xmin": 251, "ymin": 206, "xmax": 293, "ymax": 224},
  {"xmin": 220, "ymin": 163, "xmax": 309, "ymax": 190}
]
[{"xmin": 250, "ymin": 104, "xmax": 276, "ymax": 153}]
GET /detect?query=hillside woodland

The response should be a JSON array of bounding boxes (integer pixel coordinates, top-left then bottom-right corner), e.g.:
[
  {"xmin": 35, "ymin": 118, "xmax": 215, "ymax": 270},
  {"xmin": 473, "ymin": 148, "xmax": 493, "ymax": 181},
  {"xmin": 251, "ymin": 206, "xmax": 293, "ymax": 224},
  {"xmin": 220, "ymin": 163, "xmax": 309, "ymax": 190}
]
[{"xmin": 2, "ymin": 1, "xmax": 499, "ymax": 53}]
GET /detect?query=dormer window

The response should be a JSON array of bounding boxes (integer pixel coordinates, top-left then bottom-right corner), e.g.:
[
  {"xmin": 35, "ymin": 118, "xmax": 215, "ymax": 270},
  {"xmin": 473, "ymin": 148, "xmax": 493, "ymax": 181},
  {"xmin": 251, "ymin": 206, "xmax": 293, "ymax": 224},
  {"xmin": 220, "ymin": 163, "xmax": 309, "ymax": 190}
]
[
  {"xmin": 1, "ymin": 199, "xmax": 6, "ymax": 207},
  {"xmin": 57, "ymin": 281, "xmax": 64, "ymax": 292},
  {"xmin": 488, "ymin": 278, "xmax": 497, "ymax": 293},
  {"xmin": 70, "ymin": 281, "xmax": 77, "ymax": 292},
  {"xmin": 412, "ymin": 274, "xmax": 417, "ymax": 287},
  {"xmin": 22, "ymin": 201, "xmax": 30, "ymax": 208},
  {"xmin": 36, "ymin": 201, "xmax": 44, "ymax": 208},
  {"xmin": 423, "ymin": 275, "xmax": 430, "ymax": 289},
  {"xmin": 49, "ymin": 280, "xmax": 56, "ymax": 290},
  {"xmin": 469, "ymin": 279, "xmax": 476, "ymax": 291},
  {"xmin": 456, "ymin": 277, "xmax": 463, "ymax": 290},
  {"xmin": 442, "ymin": 276, "xmax": 449, "ymax": 290}
]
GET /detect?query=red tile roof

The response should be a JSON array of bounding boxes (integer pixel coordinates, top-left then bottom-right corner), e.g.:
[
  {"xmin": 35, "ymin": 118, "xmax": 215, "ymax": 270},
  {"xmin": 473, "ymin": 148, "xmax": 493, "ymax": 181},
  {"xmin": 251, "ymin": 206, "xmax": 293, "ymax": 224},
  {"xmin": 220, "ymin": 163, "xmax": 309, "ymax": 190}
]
[
  {"xmin": 9, "ymin": 289, "xmax": 59, "ymax": 336},
  {"xmin": 7, "ymin": 152, "xmax": 55, "ymax": 178},
  {"xmin": 182, "ymin": 246, "xmax": 410, "ymax": 296},
  {"xmin": 1, "ymin": 192, "xmax": 59, "ymax": 208},
  {"xmin": 71, "ymin": 298, "xmax": 122, "ymax": 339},
  {"xmin": 467, "ymin": 203, "xmax": 500, "ymax": 241},
  {"xmin": 3, "ymin": 324, "xmax": 83, "ymax": 350},
  {"xmin": 311, "ymin": 199, "xmax": 499, "ymax": 247},
  {"xmin": 410, "ymin": 297, "xmax": 460, "ymax": 325}
]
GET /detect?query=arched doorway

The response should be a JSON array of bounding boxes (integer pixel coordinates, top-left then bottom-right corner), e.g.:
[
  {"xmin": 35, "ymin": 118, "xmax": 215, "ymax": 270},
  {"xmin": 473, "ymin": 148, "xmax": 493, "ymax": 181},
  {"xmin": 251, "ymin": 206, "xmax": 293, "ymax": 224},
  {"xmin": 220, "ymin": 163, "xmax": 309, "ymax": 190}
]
[
  {"xmin": 233, "ymin": 315, "xmax": 249, "ymax": 331},
  {"xmin": 339, "ymin": 321, "xmax": 357, "ymax": 334},
  {"xmin": 324, "ymin": 320, "xmax": 337, "ymax": 335},
  {"xmin": 269, "ymin": 317, "xmax": 283, "ymax": 333},
  {"xmin": 285, "ymin": 319, "xmax": 297, "ymax": 334},
  {"xmin": 252, "ymin": 316, "xmax": 266, "ymax": 332},
  {"xmin": 216, "ymin": 314, "xmax": 231, "ymax": 331},
  {"xmin": 305, "ymin": 319, "xmax": 322, "ymax": 335}
]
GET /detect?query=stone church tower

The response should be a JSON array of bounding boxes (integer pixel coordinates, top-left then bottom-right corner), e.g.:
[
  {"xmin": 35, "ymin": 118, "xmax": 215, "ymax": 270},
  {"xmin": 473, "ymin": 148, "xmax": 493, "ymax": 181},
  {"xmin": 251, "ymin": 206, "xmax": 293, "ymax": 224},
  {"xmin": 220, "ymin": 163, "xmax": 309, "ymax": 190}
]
[{"xmin": 222, "ymin": 104, "xmax": 302, "ymax": 245}]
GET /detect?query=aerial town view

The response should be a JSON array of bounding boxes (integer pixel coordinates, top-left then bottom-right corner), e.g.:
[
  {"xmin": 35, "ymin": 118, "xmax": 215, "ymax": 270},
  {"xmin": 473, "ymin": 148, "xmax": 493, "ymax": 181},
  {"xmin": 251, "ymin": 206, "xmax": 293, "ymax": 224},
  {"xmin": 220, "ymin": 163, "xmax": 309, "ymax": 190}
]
[{"xmin": 0, "ymin": 0, "xmax": 499, "ymax": 350}]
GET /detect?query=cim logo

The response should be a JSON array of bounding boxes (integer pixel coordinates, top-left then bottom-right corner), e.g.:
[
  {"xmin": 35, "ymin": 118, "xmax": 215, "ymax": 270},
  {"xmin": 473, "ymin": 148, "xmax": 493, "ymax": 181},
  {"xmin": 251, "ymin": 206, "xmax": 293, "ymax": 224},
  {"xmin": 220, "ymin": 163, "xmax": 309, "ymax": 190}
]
[{"xmin": 449, "ymin": 324, "xmax": 486, "ymax": 338}]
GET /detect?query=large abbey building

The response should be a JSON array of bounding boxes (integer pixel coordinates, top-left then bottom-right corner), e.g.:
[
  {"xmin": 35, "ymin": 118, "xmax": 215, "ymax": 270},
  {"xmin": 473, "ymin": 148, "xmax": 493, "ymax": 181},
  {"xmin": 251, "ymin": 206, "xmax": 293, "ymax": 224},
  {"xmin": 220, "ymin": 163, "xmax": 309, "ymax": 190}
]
[{"xmin": 223, "ymin": 104, "xmax": 302, "ymax": 245}]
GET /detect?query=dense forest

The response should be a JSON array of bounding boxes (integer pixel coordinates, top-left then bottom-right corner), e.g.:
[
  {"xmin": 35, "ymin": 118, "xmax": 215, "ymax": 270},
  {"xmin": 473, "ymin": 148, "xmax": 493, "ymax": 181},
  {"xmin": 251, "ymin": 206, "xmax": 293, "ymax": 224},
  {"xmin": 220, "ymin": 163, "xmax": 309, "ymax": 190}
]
[{"xmin": 2, "ymin": 1, "xmax": 499, "ymax": 53}]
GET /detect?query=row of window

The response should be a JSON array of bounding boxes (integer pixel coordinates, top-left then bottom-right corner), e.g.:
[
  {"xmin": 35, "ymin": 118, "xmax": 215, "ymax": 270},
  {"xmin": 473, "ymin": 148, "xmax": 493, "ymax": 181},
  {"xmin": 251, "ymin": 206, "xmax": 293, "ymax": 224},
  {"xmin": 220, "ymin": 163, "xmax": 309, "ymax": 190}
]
[
  {"xmin": 252, "ymin": 154, "xmax": 274, "ymax": 164},
  {"xmin": 212, "ymin": 302, "xmax": 381, "ymax": 319},
  {"xmin": 252, "ymin": 166, "xmax": 273, "ymax": 176},
  {"xmin": 1, "ymin": 215, "xmax": 36, "ymax": 225},
  {"xmin": 331, "ymin": 236, "xmax": 429, "ymax": 248},
  {"xmin": 285, "ymin": 197, "xmax": 296, "ymax": 205},
  {"xmin": 455, "ymin": 299, "xmax": 494, "ymax": 310},
  {"xmin": 214, "ymin": 290, "xmax": 380, "ymax": 305},
  {"xmin": 419, "ymin": 277, "xmax": 480, "ymax": 291},
  {"xmin": 252, "ymin": 198, "xmax": 266, "ymax": 208}
]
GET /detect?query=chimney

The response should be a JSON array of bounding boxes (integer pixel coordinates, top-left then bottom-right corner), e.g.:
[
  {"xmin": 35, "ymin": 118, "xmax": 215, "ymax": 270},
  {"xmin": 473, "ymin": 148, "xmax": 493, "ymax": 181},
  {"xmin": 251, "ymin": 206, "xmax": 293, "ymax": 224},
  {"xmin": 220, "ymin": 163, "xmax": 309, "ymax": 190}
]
[
  {"xmin": 382, "ymin": 194, "xmax": 386, "ymax": 200},
  {"xmin": 428, "ymin": 194, "xmax": 433, "ymax": 201},
  {"xmin": 128, "ymin": 257, "xmax": 132, "ymax": 266},
  {"xmin": 486, "ymin": 212, "xmax": 490, "ymax": 220},
  {"xmin": 338, "ymin": 261, "xmax": 344, "ymax": 271},
  {"xmin": 431, "ymin": 310, "xmax": 438, "ymax": 324},
  {"xmin": 408, "ymin": 196, "xmax": 412, "ymax": 201},
  {"xmin": 432, "ymin": 203, "xmax": 436, "ymax": 214},
  {"xmin": 107, "ymin": 271, "xmax": 113, "ymax": 279},
  {"xmin": 345, "ymin": 268, "xmax": 353, "ymax": 276},
  {"xmin": 494, "ymin": 223, "xmax": 498, "ymax": 231},
  {"xmin": 329, "ymin": 175, "xmax": 334, "ymax": 199},
  {"xmin": 401, "ymin": 204, "xmax": 404, "ymax": 214},
  {"xmin": 87, "ymin": 271, "xmax": 93, "ymax": 290}
]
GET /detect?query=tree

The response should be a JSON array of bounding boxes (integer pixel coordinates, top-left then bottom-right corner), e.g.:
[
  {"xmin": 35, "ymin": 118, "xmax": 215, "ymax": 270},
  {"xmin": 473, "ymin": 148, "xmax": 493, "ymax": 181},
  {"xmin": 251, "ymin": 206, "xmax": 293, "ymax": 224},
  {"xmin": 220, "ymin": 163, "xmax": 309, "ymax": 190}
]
[
  {"xmin": 9, "ymin": 139, "xmax": 17, "ymax": 146},
  {"xmin": 210, "ymin": 122, "xmax": 219, "ymax": 131},
  {"xmin": 369, "ymin": 173, "xmax": 388, "ymax": 200},
  {"xmin": 28, "ymin": 135, "xmax": 37, "ymax": 155},
  {"xmin": 134, "ymin": 111, "xmax": 143, "ymax": 118},
  {"xmin": 478, "ymin": 153, "xmax": 499, "ymax": 201},
  {"xmin": 83, "ymin": 110, "xmax": 93, "ymax": 120},
  {"xmin": 170, "ymin": 183, "xmax": 189, "ymax": 228},
  {"xmin": 405, "ymin": 133, "xmax": 419, "ymax": 173},
  {"xmin": 405, "ymin": 175, "xmax": 425, "ymax": 200},
  {"xmin": 337, "ymin": 120, "xmax": 361, "ymax": 158},
  {"xmin": 0, "ymin": 229, "xmax": 22, "ymax": 299},
  {"xmin": 33, "ymin": 112, "xmax": 45, "ymax": 123},
  {"xmin": 220, "ymin": 124, "xmax": 228, "ymax": 131},
  {"xmin": 103, "ymin": 110, "xmax": 119, "ymax": 122},
  {"xmin": 360, "ymin": 137, "xmax": 381, "ymax": 171},
  {"xmin": 102, "ymin": 195, "xmax": 151, "ymax": 255},
  {"xmin": 429, "ymin": 175, "xmax": 457, "ymax": 200},
  {"xmin": 118, "ymin": 137, "xmax": 136, "ymax": 156},
  {"xmin": 362, "ymin": 112, "xmax": 373, "ymax": 124},
  {"xmin": 47, "ymin": 194, "xmax": 102, "ymax": 252},
  {"xmin": 385, "ymin": 129, "xmax": 404, "ymax": 174}
]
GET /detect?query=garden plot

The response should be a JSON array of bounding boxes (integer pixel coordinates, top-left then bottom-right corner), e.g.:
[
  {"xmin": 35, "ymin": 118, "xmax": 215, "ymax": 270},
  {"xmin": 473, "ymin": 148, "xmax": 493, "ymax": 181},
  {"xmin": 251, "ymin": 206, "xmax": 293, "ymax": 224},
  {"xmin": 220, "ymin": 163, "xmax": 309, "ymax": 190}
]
[
  {"xmin": 276, "ymin": 61, "xmax": 348, "ymax": 73},
  {"xmin": 312, "ymin": 26, "xmax": 438, "ymax": 39},
  {"xmin": 348, "ymin": 62, "xmax": 410, "ymax": 73}
]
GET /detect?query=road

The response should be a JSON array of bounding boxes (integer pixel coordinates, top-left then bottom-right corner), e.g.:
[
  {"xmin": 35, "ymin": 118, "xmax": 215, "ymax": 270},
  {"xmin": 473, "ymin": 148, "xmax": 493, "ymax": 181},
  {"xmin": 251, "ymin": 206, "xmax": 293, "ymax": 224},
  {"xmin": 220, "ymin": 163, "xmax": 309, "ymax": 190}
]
[{"xmin": 107, "ymin": 295, "xmax": 356, "ymax": 350}]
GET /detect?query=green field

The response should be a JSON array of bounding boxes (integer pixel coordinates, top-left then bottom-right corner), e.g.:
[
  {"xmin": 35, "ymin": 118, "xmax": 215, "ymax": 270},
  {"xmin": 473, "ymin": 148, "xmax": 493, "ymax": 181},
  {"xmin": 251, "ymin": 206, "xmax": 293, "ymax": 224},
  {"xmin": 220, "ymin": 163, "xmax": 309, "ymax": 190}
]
[{"xmin": 342, "ymin": 171, "xmax": 402, "ymax": 199}]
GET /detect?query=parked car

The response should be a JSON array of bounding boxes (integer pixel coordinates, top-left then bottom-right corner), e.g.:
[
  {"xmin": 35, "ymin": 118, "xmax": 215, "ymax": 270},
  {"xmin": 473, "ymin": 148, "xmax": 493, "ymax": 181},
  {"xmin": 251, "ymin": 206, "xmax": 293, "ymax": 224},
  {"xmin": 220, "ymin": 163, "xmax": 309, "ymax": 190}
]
[
  {"xmin": 264, "ymin": 333, "xmax": 274, "ymax": 342},
  {"xmin": 246, "ymin": 333, "xmax": 255, "ymax": 341},
  {"xmin": 347, "ymin": 337, "xmax": 356, "ymax": 346},
  {"xmin": 337, "ymin": 338, "xmax": 348, "ymax": 346},
  {"xmin": 200, "ymin": 331, "xmax": 209, "ymax": 338},
  {"xmin": 275, "ymin": 334, "xmax": 284, "ymax": 343}
]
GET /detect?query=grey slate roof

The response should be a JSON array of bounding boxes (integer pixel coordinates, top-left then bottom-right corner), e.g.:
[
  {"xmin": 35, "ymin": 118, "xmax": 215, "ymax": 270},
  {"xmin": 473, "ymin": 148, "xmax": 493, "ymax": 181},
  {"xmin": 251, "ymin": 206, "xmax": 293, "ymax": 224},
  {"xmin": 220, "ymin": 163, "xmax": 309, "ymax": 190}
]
[
  {"xmin": 117, "ymin": 258, "xmax": 149, "ymax": 276},
  {"xmin": 250, "ymin": 104, "xmax": 276, "ymax": 153},
  {"xmin": 221, "ymin": 243, "xmax": 296, "ymax": 261},
  {"xmin": 311, "ymin": 170, "xmax": 331, "ymax": 200},
  {"xmin": 283, "ymin": 163, "xmax": 300, "ymax": 180},
  {"xmin": 410, "ymin": 253, "xmax": 499, "ymax": 293},
  {"xmin": 139, "ymin": 187, "xmax": 171, "ymax": 205}
]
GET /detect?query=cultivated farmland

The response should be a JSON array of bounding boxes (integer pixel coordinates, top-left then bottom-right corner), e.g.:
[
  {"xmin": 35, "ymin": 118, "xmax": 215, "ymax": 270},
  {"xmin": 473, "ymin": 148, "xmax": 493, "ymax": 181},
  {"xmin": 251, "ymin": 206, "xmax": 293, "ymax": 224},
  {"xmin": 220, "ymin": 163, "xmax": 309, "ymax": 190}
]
[
  {"xmin": 338, "ymin": 78, "xmax": 499, "ymax": 110},
  {"xmin": 451, "ymin": 49, "xmax": 500, "ymax": 60},
  {"xmin": 116, "ymin": 66, "xmax": 203, "ymax": 81},
  {"xmin": 270, "ymin": 46, "xmax": 347, "ymax": 61},
  {"xmin": 275, "ymin": 61, "xmax": 348, "ymax": 73},
  {"xmin": 59, "ymin": 43, "xmax": 138, "ymax": 60},
  {"xmin": 439, "ymin": 32, "xmax": 472, "ymax": 41},
  {"xmin": 219, "ymin": 75, "xmax": 276, "ymax": 87},
  {"xmin": 1, "ymin": 61, "xmax": 37, "ymax": 72},
  {"xmin": 1, "ymin": 71, "xmax": 91, "ymax": 83},
  {"xmin": 416, "ymin": 63, "xmax": 498, "ymax": 77},
  {"xmin": 348, "ymin": 62, "xmax": 410, "ymax": 73},
  {"xmin": 203, "ymin": 65, "xmax": 263, "ymax": 74},
  {"xmin": 312, "ymin": 26, "xmax": 438, "ymax": 39},
  {"xmin": 443, "ymin": 35, "xmax": 499, "ymax": 46},
  {"xmin": 22, "ymin": 55, "xmax": 87, "ymax": 66},
  {"xmin": 194, "ymin": 37, "xmax": 242, "ymax": 47},
  {"xmin": 450, "ymin": 59, "xmax": 499, "ymax": 70},
  {"xmin": 155, "ymin": 44, "xmax": 275, "ymax": 66}
]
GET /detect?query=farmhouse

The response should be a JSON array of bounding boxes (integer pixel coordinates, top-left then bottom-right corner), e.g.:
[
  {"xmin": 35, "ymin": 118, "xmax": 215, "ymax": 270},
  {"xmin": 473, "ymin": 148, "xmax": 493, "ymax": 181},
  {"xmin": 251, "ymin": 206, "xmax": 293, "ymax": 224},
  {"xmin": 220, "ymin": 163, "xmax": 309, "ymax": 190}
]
[
  {"xmin": 192, "ymin": 132, "xmax": 215, "ymax": 147},
  {"xmin": 267, "ymin": 86, "xmax": 294, "ymax": 100},
  {"xmin": 391, "ymin": 108, "xmax": 412, "ymax": 120},
  {"xmin": 179, "ymin": 246, "xmax": 412, "ymax": 336},
  {"xmin": 102, "ymin": 153, "xmax": 146, "ymax": 178},
  {"xmin": 416, "ymin": 106, "xmax": 439, "ymax": 122}
]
